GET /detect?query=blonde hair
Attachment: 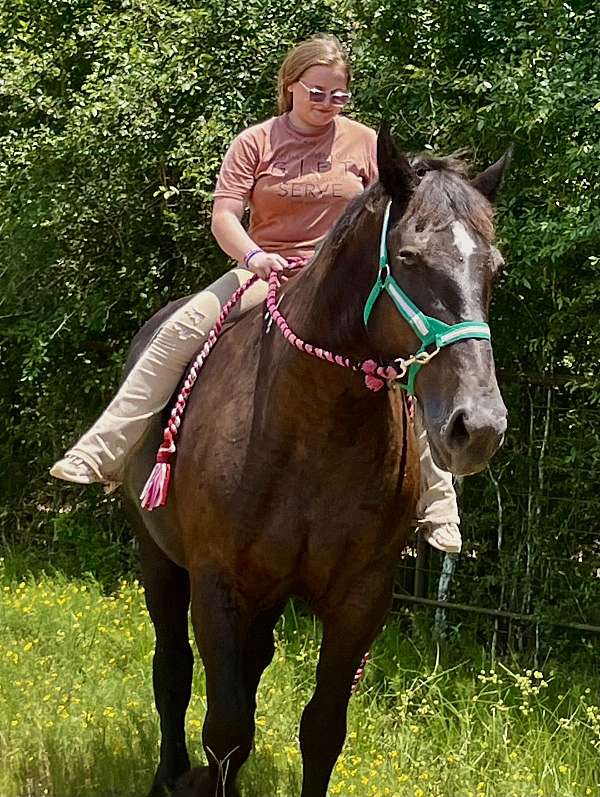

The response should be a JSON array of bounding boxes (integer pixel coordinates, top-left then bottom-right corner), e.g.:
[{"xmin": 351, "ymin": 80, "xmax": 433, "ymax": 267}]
[{"xmin": 276, "ymin": 34, "xmax": 352, "ymax": 114}]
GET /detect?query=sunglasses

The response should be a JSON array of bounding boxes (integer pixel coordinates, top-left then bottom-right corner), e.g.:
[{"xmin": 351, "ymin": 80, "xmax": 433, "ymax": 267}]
[{"xmin": 297, "ymin": 80, "xmax": 351, "ymax": 107}]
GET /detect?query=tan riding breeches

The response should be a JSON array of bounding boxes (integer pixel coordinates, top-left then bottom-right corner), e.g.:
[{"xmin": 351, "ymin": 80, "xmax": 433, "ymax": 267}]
[
  {"xmin": 69, "ymin": 267, "xmax": 267, "ymax": 480},
  {"xmin": 66, "ymin": 266, "xmax": 459, "ymax": 527},
  {"xmin": 414, "ymin": 403, "xmax": 460, "ymax": 526}
]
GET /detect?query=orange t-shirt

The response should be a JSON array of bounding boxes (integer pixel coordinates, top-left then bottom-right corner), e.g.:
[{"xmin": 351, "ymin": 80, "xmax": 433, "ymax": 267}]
[{"xmin": 214, "ymin": 112, "xmax": 378, "ymax": 260}]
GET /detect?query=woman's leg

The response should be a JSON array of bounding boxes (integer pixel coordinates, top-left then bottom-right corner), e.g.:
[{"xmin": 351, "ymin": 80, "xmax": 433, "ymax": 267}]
[
  {"xmin": 414, "ymin": 402, "xmax": 462, "ymax": 553},
  {"xmin": 51, "ymin": 268, "xmax": 267, "ymax": 484}
]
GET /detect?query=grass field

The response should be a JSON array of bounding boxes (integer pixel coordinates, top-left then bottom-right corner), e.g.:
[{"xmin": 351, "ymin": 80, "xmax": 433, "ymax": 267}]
[{"xmin": 1, "ymin": 556, "xmax": 600, "ymax": 797}]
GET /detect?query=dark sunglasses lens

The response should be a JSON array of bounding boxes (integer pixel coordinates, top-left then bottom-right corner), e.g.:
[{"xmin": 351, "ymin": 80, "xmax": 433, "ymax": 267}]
[
  {"xmin": 331, "ymin": 93, "xmax": 350, "ymax": 106},
  {"xmin": 309, "ymin": 89, "xmax": 327, "ymax": 103}
]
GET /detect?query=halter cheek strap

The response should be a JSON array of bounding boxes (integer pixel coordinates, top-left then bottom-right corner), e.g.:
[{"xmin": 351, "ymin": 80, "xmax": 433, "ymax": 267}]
[{"xmin": 363, "ymin": 200, "xmax": 491, "ymax": 393}]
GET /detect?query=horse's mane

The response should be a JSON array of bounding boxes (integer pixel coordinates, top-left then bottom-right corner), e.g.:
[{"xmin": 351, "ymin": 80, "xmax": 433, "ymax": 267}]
[{"xmin": 322, "ymin": 182, "xmax": 384, "ymax": 255}]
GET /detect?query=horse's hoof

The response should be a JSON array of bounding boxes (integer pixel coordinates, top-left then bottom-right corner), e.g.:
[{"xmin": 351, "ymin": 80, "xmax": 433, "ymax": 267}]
[
  {"xmin": 172, "ymin": 766, "xmax": 240, "ymax": 797},
  {"xmin": 148, "ymin": 766, "xmax": 191, "ymax": 797},
  {"xmin": 147, "ymin": 783, "xmax": 172, "ymax": 797}
]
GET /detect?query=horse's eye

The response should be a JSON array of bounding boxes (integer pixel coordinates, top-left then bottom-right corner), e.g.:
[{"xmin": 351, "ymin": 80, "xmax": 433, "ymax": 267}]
[
  {"xmin": 415, "ymin": 167, "xmax": 427, "ymax": 178},
  {"xmin": 397, "ymin": 247, "xmax": 420, "ymax": 265}
]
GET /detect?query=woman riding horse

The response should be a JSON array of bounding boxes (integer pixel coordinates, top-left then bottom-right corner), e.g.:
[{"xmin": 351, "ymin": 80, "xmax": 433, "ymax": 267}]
[
  {"xmin": 50, "ymin": 34, "xmax": 463, "ymax": 553},
  {"xmin": 117, "ymin": 130, "xmax": 507, "ymax": 797}
]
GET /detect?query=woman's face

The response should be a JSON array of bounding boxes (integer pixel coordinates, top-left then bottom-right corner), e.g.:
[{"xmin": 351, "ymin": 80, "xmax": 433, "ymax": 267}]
[{"xmin": 287, "ymin": 64, "xmax": 349, "ymax": 129}]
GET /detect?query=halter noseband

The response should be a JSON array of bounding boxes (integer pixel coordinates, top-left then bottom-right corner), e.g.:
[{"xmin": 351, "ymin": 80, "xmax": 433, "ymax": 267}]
[{"xmin": 363, "ymin": 200, "xmax": 492, "ymax": 393}]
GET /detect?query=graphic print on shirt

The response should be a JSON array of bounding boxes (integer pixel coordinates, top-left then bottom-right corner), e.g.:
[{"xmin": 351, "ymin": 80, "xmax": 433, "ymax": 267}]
[{"xmin": 269, "ymin": 153, "xmax": 366, "ymax": 200}]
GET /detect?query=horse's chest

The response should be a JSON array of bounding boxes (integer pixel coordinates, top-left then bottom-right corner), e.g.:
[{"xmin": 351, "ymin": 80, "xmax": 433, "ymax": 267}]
[{"xmin": 234, "ymin": 466, "xmax": 413, "ymax": 599}]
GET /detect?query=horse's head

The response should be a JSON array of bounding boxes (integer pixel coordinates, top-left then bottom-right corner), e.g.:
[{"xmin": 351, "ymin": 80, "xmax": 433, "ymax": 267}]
[{"xmin": 369, "ymin": 129, "xmax": 509, "ymax": 475}]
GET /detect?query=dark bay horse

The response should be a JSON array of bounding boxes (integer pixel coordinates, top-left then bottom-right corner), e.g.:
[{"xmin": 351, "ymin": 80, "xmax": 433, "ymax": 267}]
[{"xmin": 122, "ymin": 128, "xmax": 509, "ymax": 797}]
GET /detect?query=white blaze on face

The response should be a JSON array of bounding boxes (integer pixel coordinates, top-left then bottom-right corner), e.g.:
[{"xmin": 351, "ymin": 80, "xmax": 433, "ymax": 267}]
[{"xmin": 451, "ymin": 221, "xmax": 477, "ymax": 263}]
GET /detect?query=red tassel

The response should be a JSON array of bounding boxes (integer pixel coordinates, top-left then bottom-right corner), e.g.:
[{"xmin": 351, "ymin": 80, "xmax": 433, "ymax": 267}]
[
  {"xmin": 140, "ymin": 434, "xmax": 175, "ymax": 511},
  {"xmin": 140, "ymin": 462, "xmax": 172, "ymax": 510}
]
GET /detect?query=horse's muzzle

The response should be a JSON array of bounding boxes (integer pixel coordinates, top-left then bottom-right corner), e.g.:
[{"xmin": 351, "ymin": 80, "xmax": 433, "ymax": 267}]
[
  {"xmin": 431, "ymin": 403, "xmax": 507, "ymax": 476},
  {"xmin": 442, "ymin": 404, "xmax": 507, "ymax": 474}
]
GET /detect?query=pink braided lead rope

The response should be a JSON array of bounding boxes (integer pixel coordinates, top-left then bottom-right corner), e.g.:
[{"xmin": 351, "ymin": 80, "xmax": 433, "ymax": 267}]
[
  {"xmin": 351, "ymin": 651, "xmax": 370, "ymax": 695},
  {"xmin": 140, "ymin": 270, "xmax": 264, "ymax": 510},
  {"xmin": 140, "ymin": 258, "xmax": 305, "ymax": 511},
  {"xmin": 140, "ymin": 258, "xmax": 374, "ymax": 692},
  {"xmin": 265, "ymin": 272, "xmax": 401, "ymax": 392}
]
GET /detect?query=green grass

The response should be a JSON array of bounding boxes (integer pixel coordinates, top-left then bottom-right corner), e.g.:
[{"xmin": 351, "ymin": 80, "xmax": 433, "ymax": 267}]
[{"xmin": 1, "ymin": 556, "xmax": 600, "ymax": 797}]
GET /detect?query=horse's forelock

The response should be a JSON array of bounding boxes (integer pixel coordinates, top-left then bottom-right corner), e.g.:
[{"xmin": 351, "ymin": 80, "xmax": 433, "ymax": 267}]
[{"xmin": 404, "ymin": 164, "xmax": 495, "ymax": 242}]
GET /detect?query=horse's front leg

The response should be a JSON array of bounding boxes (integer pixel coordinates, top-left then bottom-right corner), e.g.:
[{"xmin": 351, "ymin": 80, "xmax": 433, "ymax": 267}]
[
  {"xmin": 136, "ymin": 528, "xmax": 193, "ymax": 797},
  {"xmin": 243, "ymin": 602, "xmax": 286, "ymax": 712},
  {"xmin": 174, "ymin": 567, "xmax": 254, "ymax": 797},
  {"xmin": 299, "ymin": 581, "xmax": 392, "ymax": 797}
]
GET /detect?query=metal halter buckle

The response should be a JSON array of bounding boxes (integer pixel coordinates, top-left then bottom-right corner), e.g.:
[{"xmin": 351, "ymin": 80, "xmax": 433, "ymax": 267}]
[
  {"xmin": 379, "ymin": 263, "xmax": 391, "ymax": 283},
  {"xmin": 392, "ymin": 357, "xmax": 408, "ymax": 378},
  {"xmin": 414, "ymin": 347, "xmax": 440, "ymax": 366}
]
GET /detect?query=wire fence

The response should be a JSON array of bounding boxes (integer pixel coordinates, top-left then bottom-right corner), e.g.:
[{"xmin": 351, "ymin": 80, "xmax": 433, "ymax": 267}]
[{"xmin": 394, "ymin": 378, "xmax": 600, "ymax": 655}]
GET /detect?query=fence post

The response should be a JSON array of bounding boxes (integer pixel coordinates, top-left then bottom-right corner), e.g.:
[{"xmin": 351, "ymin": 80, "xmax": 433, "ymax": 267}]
[
  {"xmin": 434, "ymin": 552, "xmax": 458, "ymax": 638},
  {"xmin": 414, "ymin": 531, "xmax": 429, "ymax": 599}
]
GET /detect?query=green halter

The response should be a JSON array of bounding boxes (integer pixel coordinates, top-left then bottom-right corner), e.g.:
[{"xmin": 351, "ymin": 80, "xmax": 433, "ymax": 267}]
[{"xmin": 363, "ymin": 200, "xmax": 492, "ymax": 394}]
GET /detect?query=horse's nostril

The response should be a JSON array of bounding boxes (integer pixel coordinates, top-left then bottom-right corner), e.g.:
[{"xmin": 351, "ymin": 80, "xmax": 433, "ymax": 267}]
[
  {"xmin": 447, "ymin": 410, "xmax": 470, "ymax": 447},
  {"xmin": 443, "ymin": 406, "xmax": 507, "ymax": 456}
]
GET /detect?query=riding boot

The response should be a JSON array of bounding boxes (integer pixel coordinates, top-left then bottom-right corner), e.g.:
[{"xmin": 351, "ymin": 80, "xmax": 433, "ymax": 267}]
[{"xmin": 50, "ymin": 268, "xmax": 268, "ymax": 485}]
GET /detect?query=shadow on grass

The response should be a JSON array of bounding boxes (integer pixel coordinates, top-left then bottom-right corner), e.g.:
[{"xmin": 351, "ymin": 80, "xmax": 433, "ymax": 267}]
[{"xmin": 10, "ymin": 718, "xmax": 300, "ymax": 797}]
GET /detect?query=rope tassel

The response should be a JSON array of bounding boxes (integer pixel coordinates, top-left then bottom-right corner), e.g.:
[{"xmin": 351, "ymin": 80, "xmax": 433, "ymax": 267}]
[{"xmin": 140, "ymin": 436, "xmax": 176, "ymax": 510}]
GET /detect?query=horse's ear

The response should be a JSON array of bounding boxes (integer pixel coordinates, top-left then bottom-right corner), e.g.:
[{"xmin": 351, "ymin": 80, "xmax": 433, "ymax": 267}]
[
  {"xmin": 471, "ymin": 149, "xmax": 512, "ymax": 201},
  {"xmin": 377, "ymin": 123, "xmax": 415, "ymax": 204}
]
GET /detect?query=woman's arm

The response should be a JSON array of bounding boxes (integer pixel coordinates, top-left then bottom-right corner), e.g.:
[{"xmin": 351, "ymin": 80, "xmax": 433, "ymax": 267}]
[
  {"xmin": 211, "ymin": 197, "xmax": 287, "ymax": 279},
  {"xmin": 211, "ymin": 197, "xmax": 256, "ymax": 264}
]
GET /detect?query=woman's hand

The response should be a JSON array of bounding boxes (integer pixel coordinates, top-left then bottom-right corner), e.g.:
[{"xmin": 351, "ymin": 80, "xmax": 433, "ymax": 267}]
[{"xmin": 246, "ymin": 251, "xmax": 288, "ymax": 281}]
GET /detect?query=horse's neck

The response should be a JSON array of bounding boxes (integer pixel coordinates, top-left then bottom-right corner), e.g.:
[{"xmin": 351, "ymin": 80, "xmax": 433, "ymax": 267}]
[
  {"xmin": 257, "ymin": 334, "xmax": 391, "ymax": 441},
  {"xmin": 254, "ymin": 315, "xmax": 405, "ymax": 477},
  {"xmin": 280, "ymin": 201, "xmax": 382, "ymax": 358},
  {"xmin": 257, "ymin": 200, "xmax": 385, "ymax": 424}
]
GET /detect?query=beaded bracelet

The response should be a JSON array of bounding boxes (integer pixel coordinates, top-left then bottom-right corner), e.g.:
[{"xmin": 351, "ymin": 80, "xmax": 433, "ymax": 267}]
[{"xmin": 244, "ymin": 248, "xmax": 263, "ymax": 268}]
